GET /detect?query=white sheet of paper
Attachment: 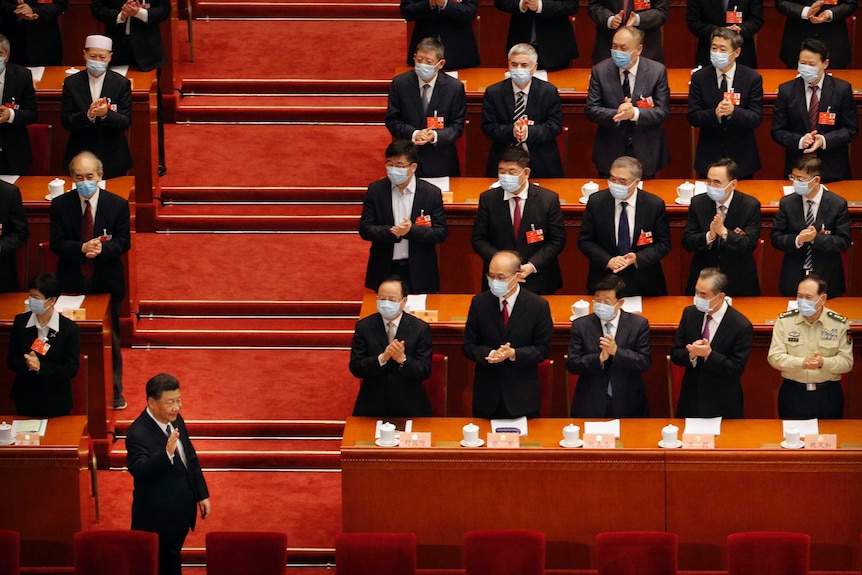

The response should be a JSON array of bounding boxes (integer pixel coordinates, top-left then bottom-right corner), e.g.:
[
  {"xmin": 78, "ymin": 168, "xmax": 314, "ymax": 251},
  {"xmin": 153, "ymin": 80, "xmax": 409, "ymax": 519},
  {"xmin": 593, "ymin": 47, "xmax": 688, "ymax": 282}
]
[
  {"xmin": 27, "ymin": 67, "xmax": 46, "ymax": 82},
  {"xmin": 109, "ymin": 65, "xmax": 129, "ymax": 77},
  {"xmin": 621, "ymin": 296, "xmax": 642, "ymax": 313},
  {"xmin": 420, "ymin": 176, "xmax": 450, "ymax": 193},
  {"xmin": 0, "ymin": 175, "xmax": 20, "ymax": 185},
  {"xmin": 783, "ymin": 419, "xmax": 818, "ymax": 438},
  {"xmin": 503, "ymin": 70, "xmax": 549, "ymax": 82},
  {"xmin": 584, "ymin": 419, "xmax": 621, "ymax": 438},
  {"xmin": 406, "ymin": 294, "xmax": 427, "ymax": 312},
  {"xmin": 491, "ymin": 416, "xmax": 528, "ymax": 436},
  {"xmin": 12, "ymin": 419, "xmax": 48, "ymax": 437},
  {"xmin": 694, "ymin": 181, "xmax": 707, "ymax": 196},
  {"xmin": 684, "ymin": 417, "xmax": 723, "ymax": 436},
  {"xmin": 782, "ymin": 185, "xmax": 794, "ymax": 196},
  {"xmin": 786, "ymin": 299, "xmax": 798, "ymax": 311},
  {"xmin": 56, "ymin": 295, "xmax": 86, "ymax": 311},
  {"xmin": 444, "ymin": 70, "xmax": 458, "ymax": 79}
]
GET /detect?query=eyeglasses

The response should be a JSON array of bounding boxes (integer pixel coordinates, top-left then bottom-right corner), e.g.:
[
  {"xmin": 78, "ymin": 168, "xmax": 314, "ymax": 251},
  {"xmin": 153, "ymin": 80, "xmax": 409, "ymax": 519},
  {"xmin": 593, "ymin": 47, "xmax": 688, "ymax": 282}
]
[
  {"xmin": 486, "ymin": 273, "xmax": 516, "ymax": 282},
  {"xmin": 376, "ymin": 296, "xmax": 405, "ymax": 303},
  {"xmin": 593, "ymin": 298, "xmax": 618, "ymax": 306},
  {"xmin": 788, "ymin": 174, "xmax": 816, "ymax": 183}
]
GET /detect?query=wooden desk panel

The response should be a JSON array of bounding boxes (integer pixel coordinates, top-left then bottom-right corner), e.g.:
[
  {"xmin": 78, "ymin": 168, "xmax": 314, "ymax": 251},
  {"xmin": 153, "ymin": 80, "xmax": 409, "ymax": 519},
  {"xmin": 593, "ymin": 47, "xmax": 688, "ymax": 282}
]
[
  {"xmin": 342, "ymin": 417, "xmax": 862, "ymax": 570},
  {"xmin": 0, "ymin": 415, "xmax": 89, "ymax": 565},
  {"xmin": 0, "ymin": 295, "xmax": 112, "ymax": 459}
]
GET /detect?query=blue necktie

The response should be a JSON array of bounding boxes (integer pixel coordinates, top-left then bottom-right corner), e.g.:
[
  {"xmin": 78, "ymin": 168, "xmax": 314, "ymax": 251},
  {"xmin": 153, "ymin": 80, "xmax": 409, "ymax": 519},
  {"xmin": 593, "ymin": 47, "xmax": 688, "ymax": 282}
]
[{"xmin": 618, "ymin": 201, "xmax": 631, "ymax": 255}]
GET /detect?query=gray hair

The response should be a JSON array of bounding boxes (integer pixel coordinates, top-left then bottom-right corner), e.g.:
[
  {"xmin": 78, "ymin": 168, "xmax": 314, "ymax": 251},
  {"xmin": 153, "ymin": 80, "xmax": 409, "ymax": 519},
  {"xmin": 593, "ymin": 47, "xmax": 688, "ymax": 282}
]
[
  {"xmin": 711, "ymin": 27, "xmax": 744, "ymax": 50},
  {"xmin": 0, "ymin": 34, "xmax": 10, "ymax": 54},
  {"xmin": 508, "ymin": 43, "xmax": 538, "ymax": 65},
  {"xmin": 492, "ymin": 250, "xmax": 523, "ymax": 274},
  {"xmin": 698, "ymin": 267, "xmax": 728, "ymax": 295},
  {"xmin": 69, "ymin": 151, "xmax": 104, "ymax": 175},
  {"xmin": 616, "ymin": 26, "xmax": 645, "ymax": 46},
  {"xmin": 610, "ymin": 156, "xmax": 643, "ymax": 181},
  {"xmin": 415, "ymin": 37, "xmax": 445, "ymax": 60}
]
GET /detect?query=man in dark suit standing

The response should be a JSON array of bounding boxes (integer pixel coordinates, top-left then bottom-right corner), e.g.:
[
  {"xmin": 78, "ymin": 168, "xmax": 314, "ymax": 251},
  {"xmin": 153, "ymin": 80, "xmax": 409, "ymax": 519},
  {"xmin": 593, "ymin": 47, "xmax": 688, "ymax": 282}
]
[
  {"xmin": 578, "ymin": 156, "xmax": 671, "ymax": 296},
  {"xmin": 349, "ymin": 276, "xmax": 433, "ymax": 417},
  {"xmin": 0, "ymin": 0, "xmax": 66, "ymax": 66},
  {"xmin": 61, "ymin": 35, "xmax": 133, "ymax": 180},
  {"xmin": 463, "ymin": 250, "xmax": 553, "ymax": 419},
  {"xmin": 688, "ymin": 29, "xmax": 763, "ymax": 180},
  {"xmin": 127, "ymin": 373, "xmax": 210, "ymax": 575},
  {"xmin": 472, "ymin": 146, "xmax": 566, "ymax": 295},
  {"xmin": 588, "ymin": 0, "xmax": 668, "ymax": 64},
  {"xmin": 771, "ymin": 38, "xmax": 858, "ymax": 183},
  {"xmin": 772, "ymin": 155, "xmax": 850, "ymax": 299},
  {"xmin": 385, "ymin": 37, "xmax": 467, "ymax": 178},
  {"xmin": 670, "ymin": 267, "xmax": 753, "ymax": 419},
  {"xmin": 92, "ymin": 0, "xmax": 170, "ymax": 175},
  {"xmin": 686, "ymin": 0, "xmax": 763, "ymax": 69},
  {"xmin": 401, "ymin": 0, "xmax": 480, "ymax": 70},
  {"xmin": 682, "ymin": 158, "xmax": 762, "ymax": 296},
  {"xmin": 481, "ymin": 43, "xmax": 564, "ymax": 178},
  {"xmin": 585, "ymin": 27, "xmax": 670, "ymax": 179},
  {"xmin": 0, "ymin": 34, "xmax": 36, "ymax": 175},
  {"xmin": 495, "ymin": 0, "xmax": 579, "ymax": 70},
  {"xmin": 566, "ymin": 275, "xmax": 651, "ymax": 418},
  {"xmin": 360, "ymin": 140, "xmax": 448, "ymax": 294},
  {"xmin": 0, "ymin": 179, "xmax": 28, "ymax": 292},
  {"xmin": 50, "ymin": 151, "xmax": 131, "ymax": 409},
  {"xmin": 777, "ymin": 0, "xmax": 858, "ymax": 69}
]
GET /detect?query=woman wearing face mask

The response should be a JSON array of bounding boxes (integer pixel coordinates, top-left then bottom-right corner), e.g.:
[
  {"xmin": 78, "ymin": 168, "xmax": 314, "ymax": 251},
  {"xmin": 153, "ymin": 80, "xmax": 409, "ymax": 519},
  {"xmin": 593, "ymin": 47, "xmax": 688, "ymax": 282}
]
[{"xmin": 7, "ymin": 273, "xmax": 80, "ymax": 417}]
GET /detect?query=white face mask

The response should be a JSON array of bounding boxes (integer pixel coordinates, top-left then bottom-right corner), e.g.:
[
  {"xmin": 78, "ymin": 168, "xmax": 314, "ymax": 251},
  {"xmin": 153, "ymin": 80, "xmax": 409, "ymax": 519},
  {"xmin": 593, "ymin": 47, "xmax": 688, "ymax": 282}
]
[{"xmin": 693, "ymin": 293, "xmax": 719, "ymax": 313}]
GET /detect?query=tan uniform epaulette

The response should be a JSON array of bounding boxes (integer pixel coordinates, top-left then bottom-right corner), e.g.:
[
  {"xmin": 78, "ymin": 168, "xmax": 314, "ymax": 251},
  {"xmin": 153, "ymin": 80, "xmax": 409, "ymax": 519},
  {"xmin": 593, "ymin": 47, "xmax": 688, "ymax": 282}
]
[
  {"xmin": 779, "ymin": 309, "xmax": 799, "ymax": 319},
  {"xmin": 827, "ymin": 310, "xmax": 847, "ymax": 323}
]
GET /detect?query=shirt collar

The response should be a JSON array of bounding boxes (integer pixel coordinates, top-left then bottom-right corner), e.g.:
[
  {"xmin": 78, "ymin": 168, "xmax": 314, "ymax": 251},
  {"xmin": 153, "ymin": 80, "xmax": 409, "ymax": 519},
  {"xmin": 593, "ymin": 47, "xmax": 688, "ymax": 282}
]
[
  {"xmin": 511, "ymin": 78, "xmax": 532, "ymax": 97},
  {"xmin": 391, "ymin": 176, "xmax": 416, "ymax": 196},
  {"xmin": 418, "ymin": 72, "xmax": 439, "ymax": 93},
  {"xmin": 615, "ymin": 189, "xmax": 638, "ymax": 207},
  {"xmin": 707, "ymin": 299, "xmax": 729, "ymax": 324},
  {"xmin": 716, "ymin": 190, "xmax": 734, "ymax": 209},
  {"xmin": 382, "ymin": 312, "xmax": 403, "ymax": 330},
  {"xmin": 78, "ymin": 188, "xmax": 100, "ymax": 210},
  {"xmin": 146, "ymin": 406, "xmax": 172, "ymax": 428},
  {"xmin": 602, "ymin": 308, "xmax": 622, "ymax": 331},
  {"xmin": 716, "ymin": 62, "xmax": 737, "ymax": 82},
  {"xmin": 622, "ymin": 57, "xmax": 641, "ymax": 79},
  {"xmin": 503, "ymin": 181, "xmax": 530, "ymax": 202},
  {"xmin": 25, "ymin": 308, "xmax": 61, "ymax": 332},
  {"xmin": 805, "ymin": 186, "xmax": 824, "ymax": 205},
  {"xmin": 500, "ymin": 284, "xmax": 521, "ymax": 309}
]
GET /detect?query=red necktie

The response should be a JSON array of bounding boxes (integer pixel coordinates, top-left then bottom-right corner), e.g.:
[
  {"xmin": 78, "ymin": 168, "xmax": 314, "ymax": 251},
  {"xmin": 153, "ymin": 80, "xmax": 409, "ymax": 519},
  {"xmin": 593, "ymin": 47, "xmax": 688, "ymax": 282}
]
[
  {"xmin": 808, "ymin": 86, "xmax": 819, "ymax": 133},
  {"xmin": 502, "ymin": 299, "xmax": 509, "ymax": 328},
  {"xmin": 512, "ymin": 196, "xmax": 522, "ymax": 241},
  {"xmin": 81, "ymin": 200, "xmax": 94, "ymax": 281}
]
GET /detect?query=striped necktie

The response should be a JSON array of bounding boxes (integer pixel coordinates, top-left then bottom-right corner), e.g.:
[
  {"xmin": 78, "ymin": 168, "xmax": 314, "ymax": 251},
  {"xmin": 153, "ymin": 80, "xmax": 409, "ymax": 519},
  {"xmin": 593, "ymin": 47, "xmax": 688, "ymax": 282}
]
[{"xmin": 804, "ymin": 199, "xmax": 815, "ymax": 271}]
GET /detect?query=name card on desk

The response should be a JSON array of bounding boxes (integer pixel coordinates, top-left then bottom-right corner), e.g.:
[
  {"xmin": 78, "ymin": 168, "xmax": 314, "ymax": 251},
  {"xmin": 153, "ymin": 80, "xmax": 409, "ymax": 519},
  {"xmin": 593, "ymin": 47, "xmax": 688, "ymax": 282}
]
[
  {"xmin": 583, "ymin": 434, "xmax": 615, "ymax": 449},
  {"xmin": 682, "ymin": 434, "xmax": 715, "ymax": 449},
  {"xmin": 60, "ymin": 308, "xmax": 86, "ymax": 320},
  {"xmin": 441, "ymin": 191, "xmax": 454, "ymax": 204},
  {"xmin": 487, "ymin": 433, "xmax": 519, "ymax": 448},
  {"xmin": 805, "ymin": 434, "xmax": 837, "ymax": 450},
  {"xmin": 410, "ymin": 310, "xmax": 438, "ymax": 322},
  {"xmin": 399, "ymin": 432, "xmax": 431, "ymax": 448}
]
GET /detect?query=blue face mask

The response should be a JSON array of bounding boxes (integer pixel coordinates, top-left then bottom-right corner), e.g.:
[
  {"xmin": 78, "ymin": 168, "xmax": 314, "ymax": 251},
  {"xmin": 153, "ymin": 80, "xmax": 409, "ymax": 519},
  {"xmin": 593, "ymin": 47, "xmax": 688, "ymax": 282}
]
[
  {"xmin": 386, "ymin": 166, "xmax": 410, "ymax": 186},
  {"xmin": 376, "ymin": 299, "xmax": 402, "ymax": 320},
  {"xmin": 706, "ymin": 183, "xmax": 730, "ymax": 202},
  {"xmin": 611, "ymin": 49, "xmax": 633, "ymax": 69},
  {"xmin": 414, "ymin": 63, "xmax": 437, "ymax": 82},
  {"xmin": 498, "ymin": 173, "xmax": 523, "ymax": 193},
  {"xmin": 28, "ymin": 297, "xmax": 49, "ymax": 315},
  {"xmin": 608, "ymin": 181, "xmax": 632, "ymax": 200},
  {"xmin": 77, "ymin": 180, "xmax": 98, "ymax": 198},
  {"xmin": 86, "ymin": 59, "xmax": 108, "ymax": 77},
  {"xmin": 710, "ymin": 51, "xmax": 732, "ymax": 70},
  {"xmin": 797, "ymin": 297, "xmax": 821, "ymax": 318},
  {"xmin": 0, "ymin": 57, "xmax": 6, "ymax": 74},
  {"xmin": 509, "ymin": 68, "xmax": 532, "ymax": 86},
  {"xmin": 488, "ymin": 277, "xmax": 512, "ymax": 298},
  {"xmin": 793, "ymin": 178, "xmax": 815, "ymax": 196},
  {"xmin": 594, "ymin": 302, "xmax": 617, "ymax": 322},
  {"xmin": 797, "ymin": 63, "xmax": 821, "ymax": 85},
  {"xmin": 693, "ymin": 294, "xmax": 718, "ymax": 313}
]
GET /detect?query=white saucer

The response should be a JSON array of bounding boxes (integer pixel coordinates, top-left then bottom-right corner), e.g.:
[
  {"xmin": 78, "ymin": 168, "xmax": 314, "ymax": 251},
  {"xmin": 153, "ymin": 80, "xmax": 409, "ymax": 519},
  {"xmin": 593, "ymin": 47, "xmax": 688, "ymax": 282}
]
[
  {"xmin": 579, "ymin": 197, "xmax": 589, "ymax": 204},
  {"xmin": 45, "ymin": 193, "xmax": 63, "ymax": 201},
  {"xmin": 460, "ymin": 438, "xmax": 484, "ymax": 447},
  {"xmin": 780, "ymin": 440, "xmax": 804, "ymax": 449},
  {"xmin": 658, "ymin": 439, "xmax": 682, "ymax": 449},
  {"xmin": 0, "ymin": 438, "xmax": 15, "ymax": 446},
  {"xmin": 674, "ymin": 197, "xmax": 691, "ymax": 206},
  {"xmin": 375, "ymin": 438, "xmax": 399, "ymax": 447},
  {"xmin": 559, "ymin": 439, "xmax": 583, "ymax": 448}
]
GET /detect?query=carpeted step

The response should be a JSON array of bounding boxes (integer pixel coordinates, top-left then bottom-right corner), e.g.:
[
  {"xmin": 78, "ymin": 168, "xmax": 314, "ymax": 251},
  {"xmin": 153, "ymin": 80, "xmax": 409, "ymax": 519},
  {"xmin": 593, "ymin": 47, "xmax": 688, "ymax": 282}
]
[
  {"xmin": 176, "ymin": 94, "xmax": 387, "ymax": 123},
  {"xmin": 137, "ymin": 299, "xmax": 360, "ymax": 317},
  {"xmin": 159, "ymin": 185, "xmax": 368, "ymax": 203},
  {"xmin": 109, "ymin": 447, "xmax": 341, "ymax": 470},
  {"xmin": 112, "ymin": 419, "xmax": 346, "ymax": 438},
  {"xmin": 156, "ymin": 214, "xmax": 359, "ymax": 232},
  {"xmin": 180, "ymin": 78, "xmax": 390, "ymax": 96},
  {"xmin": 196, "ymin": 1, "xmax": 400, "ymax": 19}
]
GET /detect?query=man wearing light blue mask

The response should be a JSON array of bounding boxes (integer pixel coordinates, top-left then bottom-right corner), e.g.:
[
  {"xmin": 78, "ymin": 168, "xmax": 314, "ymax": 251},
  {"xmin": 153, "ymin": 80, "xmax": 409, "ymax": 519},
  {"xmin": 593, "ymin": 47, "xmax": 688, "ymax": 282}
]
[
  {"xmin": 682, "ymin": 158, "xmax": 762, "ymax": 297},
  {"xmin": 768, "ymin": 275, "xmax": 852, "ymax": 420},
  {"xmin": 385, "ymin": 37, "xmax": 467, "ymax": 178},
  {"xmin": 349, "ymin": 276, "xmax": 434, "ymax": 417},
  {"xmin": 587, "ymin": 0, "xmax": 668, "ymax": 64},
  {"xmin": 687, "ymin": 28, "xmax": 763, "ymax": 181},
  {"xmin": 566, "ymin": 275, "xmax": 651, "ymax": 418},
  {"xmin": 481, "ymin": 43, "xmax": 564, "ymax": 178},
  {"xmin": 772, "ymin": 154, "xmax": 850, "ymax": 299},
  {"xmin": 60, "ymin": 34, "xmax": 133, "ymax": 180},
  {"xmin": 360, "ymin": 140, "xmax": 448, "ymax": 295},
  {"xmin": 585, "ymin": 26, "xmax": 670, "ymax": 179},
  {"xmin": 771, "ymin": 38, "xmax": 858, "ymax": 183},
  {"xmin": 0, "ymin": 34, "xmax": 37, "ymax": 175}
]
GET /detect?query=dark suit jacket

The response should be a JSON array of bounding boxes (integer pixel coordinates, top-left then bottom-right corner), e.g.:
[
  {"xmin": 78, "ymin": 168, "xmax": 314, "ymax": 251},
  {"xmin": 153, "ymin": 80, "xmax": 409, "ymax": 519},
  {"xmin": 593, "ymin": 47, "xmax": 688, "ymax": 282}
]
[
  {"xmin": 686, "ymin": 0, "xmax": 763, "ymax": 69},
  {"xmin": 91, "ymin": 0, "xmax": 170, "ymax": 71},
  {"xmin": 401, "ymin": 0, "xmax": 480, "ymax": 70},
  {"xmin": 771, "ymin": 75, "xmax": 858, "ymax": 183},
  {"xmin": 50, "ymin": 189, "xmax": 131, "ymax": 300},
  {"xmin": 0, "ymin": 0, "xmax": 67, "ymax": 66},
  {"xmin": 776, "ymin": 0, "xmax": 858, "ymax": 69},
  {"xmin": 585, "ymin": 57, "xmax": 670, "ymax": 176},
  {"xmin": 670, "ymin": 304, "xmax": 752, "ymax": 418},
  {"xmin": 385, "ymin": 70, "xmax": 467, "ymax": 177},
  {"xmin": 494, "ymin": 0, "xmax": 579, "ymax": 70},
  {"xmin": 682, "ymin": 190, "xmax": 762, "ymax": 296},
  {"xmin": 349, "ymin": 311, "xmax": 433, "ymax": 417},
  {"xmin": 463, "ymin": 288, "xmax": 552, "ymax": 417},
  {"xmin": 359, "ymin": 177, "xmax": 448, "ymax": 294},
  {"xmin": 471, "ymin": 183, "xmax": 566, "ymax": 294},
  {"xmin": 126, "ymin": 411, "xmax": 209, "ymax": 536},
  {"xmin": 588, "ymin": 0, "xmax": 669, "ymax": 64},
  {"xmin": 481, "ymin": 77, "xmax": 564, "ymax": 178},
  {"xmin": 566, "ymin": 311, "xmax": 651, "ymax": 417},
  {"xmin": 61, "ymin": 70, "xmax": 133, "ymax": 179},
  {"xmin": 771, "ymin": 188, "xmax": 850, "ymax": 298},
  {"xmin": 577, "ymin": 188, "xmax": 671, "ymax": 296},
  {"xmin": 688, "ymin": 64, "xmax": 763, "ymax": 178},
  {"xmin": 0, "ymin": 181, "xmax": 28, "ymax": 292},
  {"xmin": 0, "ymin": 63, "xmax": 36, "ymax": 174},
  {"xmin": 7, "ymin": 311, "xmax": 79, "ymax": 417}
]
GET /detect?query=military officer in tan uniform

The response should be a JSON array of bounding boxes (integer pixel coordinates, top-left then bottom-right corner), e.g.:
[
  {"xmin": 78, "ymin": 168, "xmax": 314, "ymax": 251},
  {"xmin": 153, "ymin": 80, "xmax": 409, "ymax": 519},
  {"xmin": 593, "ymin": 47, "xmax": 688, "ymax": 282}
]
[{"xmin": 767, "ymin": 274, "xmax": 853, "ymax": 419}]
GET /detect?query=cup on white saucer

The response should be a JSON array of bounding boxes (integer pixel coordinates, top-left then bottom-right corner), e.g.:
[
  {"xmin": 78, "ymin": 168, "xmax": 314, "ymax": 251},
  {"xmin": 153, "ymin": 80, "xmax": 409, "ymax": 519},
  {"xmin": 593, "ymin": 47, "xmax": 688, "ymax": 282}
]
[
  {"xmin": 570, "ymin": 299, "xmax": 589, "ymax": 321},
  {"xmin": 462, "ymin": 422, "xmax": 480, "ymax": 446},
  {"xmin": 379, "ymin": 422, "xmax": 396, "ymax": 446},
  {"xmin": 47, "ymin": 178, "xmax": 65, "ymax": 199},
  {"xmin": 560, "ymin": 424, "xmax": 582, "ymax": 447},
  {"xmin": 659, "ymin": 424, "xmax": 680, "ymax": 448},
  {"xmin": 676, "ymin": 182, "xmax": 694, "ymax": 204},
  {"xmin": 580, "ymin": 181, "xmax": 599, "ymax": 203},
  {"xmin": 0, "ymin": 421, "xmax": 12, "ymax": 444},
  {"xmin": 782, "ymin": 427, "xmax": 803, "ymax": 449}
]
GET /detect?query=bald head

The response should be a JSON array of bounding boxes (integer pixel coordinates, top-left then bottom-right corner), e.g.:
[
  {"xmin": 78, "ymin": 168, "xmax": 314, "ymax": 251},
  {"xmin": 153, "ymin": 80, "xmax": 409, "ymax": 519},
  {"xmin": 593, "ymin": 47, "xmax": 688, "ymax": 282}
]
[{"xmin": 490, "ymin": 251, "xmax": 521, "ymax": 275}]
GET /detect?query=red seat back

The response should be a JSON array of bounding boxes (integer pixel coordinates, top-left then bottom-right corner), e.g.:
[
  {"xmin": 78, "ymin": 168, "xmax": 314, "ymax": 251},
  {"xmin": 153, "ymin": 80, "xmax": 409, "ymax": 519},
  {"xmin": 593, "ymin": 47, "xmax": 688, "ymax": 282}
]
[
  {"xmin": 596, "ymin": 531, "xmax": 678, "ymax": 575},
  {"xmin": 727, "ymin": 531, "xmax": 810, "ymax": 575},
  {"xmin": 206, "ymin": 531, "xmax": 287, "ymax": 575},
  {"xmin": 39, "ymin": 242, "xmax": 59, "ymax": 274},
  {"xmin": 464, "ymin": 529, "xmax": 545, "ymax": 575},
  {"xmin": 538, "ymin": 358, "xmax": 553, "ymax": 417},
  {"xmin": 0, "ymin": 530, "xmax": 19, "ymax": 575},
  {"xmin": 666, "ymin": 355, "xmax": 684, "ymax": 418},
  {"xmin": 335, "ymin": 533, "xmax": 417, "ymax": 575},
  {"xmin": 25, "ymin": 124, "xmax": 51, "ymax": 176},
  {"xmin": 566, "ymin": 370, "xmax": 579, "ymax": 416},
  {"xmin": 73, "ymin": 530, "xmax": 158, "ymax": 575},
  {"xmin": 423, "ymin": 354, "xmax": 448, "ymax": 417}
]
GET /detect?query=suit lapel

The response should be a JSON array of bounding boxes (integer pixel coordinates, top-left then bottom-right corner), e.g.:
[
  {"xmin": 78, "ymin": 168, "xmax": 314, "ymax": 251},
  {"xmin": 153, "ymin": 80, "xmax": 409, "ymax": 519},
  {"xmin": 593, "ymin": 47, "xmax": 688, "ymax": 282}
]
[
  {"xmin": 427, "ymin": 76, "xmax": 445, "ymax": 117},
  {"xmin": 502, "ymin": 80, "xmax": 516, "ymax": 119},
  {"xmin": 795, "ymin": 78, "xmax": 810, "ymax": 126},
  {"xmin": 819, "ymin": 75, "xmax": 834, "ymax": 119},
  {"xmin": 519, "ymin": 185, "xmax": 541, "ymax": 243},
  {"xmin": 411, "ymin": 73, "xmax": 427, "ymax": 119},
  {"xmin": 374, "ymin": 314, "xmax": 391, "ymax": 349},
  {"xmin": 496, "ymin": 189, "xmax": 515, "ymax": 240},
  {"xmin": 632, "ymin": 60, "xmax": 649, "ymax": 101},
  {"xmin": 615, "ymin": 312, "xmax": 629, "ymax": 347}
]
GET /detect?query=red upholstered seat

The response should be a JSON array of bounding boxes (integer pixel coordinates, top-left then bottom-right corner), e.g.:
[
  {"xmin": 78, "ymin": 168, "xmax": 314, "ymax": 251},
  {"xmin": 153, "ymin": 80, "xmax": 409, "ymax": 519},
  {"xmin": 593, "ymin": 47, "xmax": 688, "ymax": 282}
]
[
  {"xmin": 73, "ymin": 530, "xmax": 158, "ymax": 575},
  {"xmin": 539, "ymin": 359, "xmax": 553, "ymax": 417},
  {"xmin": 205, "ymin": 531, "xmax": 287, "ymax": 575},
  {"xmin": 463, "ymin": 529, "xmax": 545, "ymax": 575},
  {"xmin": 0, "ymin": 530, "xmax": 19, "ymax": 575},
  {"xmin": 727, "ymin": 531, "xmax": 810, "ymax": 575},
  {"xmin": 335, "ymin": 532, "xmax": 417, "ymax": 575},
  {"xmin": 596, "ymin": 531, "xmax": 678, "ymax": 575},
  {"xmin": 424, "ymin": 354, "xmax": 448, "ymax": 417},
  {"xmin": 25, "ymin": 124, "xmax": 51, "ymax": 176}
]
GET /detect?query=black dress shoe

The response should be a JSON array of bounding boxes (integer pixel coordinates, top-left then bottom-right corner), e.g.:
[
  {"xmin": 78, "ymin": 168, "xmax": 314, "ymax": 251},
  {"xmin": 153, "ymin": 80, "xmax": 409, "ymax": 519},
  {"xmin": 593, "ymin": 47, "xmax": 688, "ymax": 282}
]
[{"xmin": 158, "ymin": 163, "xmax": 167, "ymax": 176}]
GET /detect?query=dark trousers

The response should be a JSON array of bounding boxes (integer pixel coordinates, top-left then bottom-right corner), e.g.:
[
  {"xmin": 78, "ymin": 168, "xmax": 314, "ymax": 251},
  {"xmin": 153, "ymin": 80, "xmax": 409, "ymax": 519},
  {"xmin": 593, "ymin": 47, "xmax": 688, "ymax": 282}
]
[
  {"xmin": 110, "ymin": 298, "xmax": 124, "ymax": 400},
  {"xmin": 778, "ymin": 379, "xmax": 844, "ymax": 419}
]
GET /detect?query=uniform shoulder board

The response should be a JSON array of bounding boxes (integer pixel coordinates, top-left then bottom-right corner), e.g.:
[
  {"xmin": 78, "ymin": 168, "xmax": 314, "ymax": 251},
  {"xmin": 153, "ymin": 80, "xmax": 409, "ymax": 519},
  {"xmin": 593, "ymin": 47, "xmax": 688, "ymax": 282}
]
[
  {"xmin": 827, "ymin": 310, "xmax": 847, "ymax": 323},
  {"xmin": 779, "ymin": 309, "xmax": 799, "ymax": 319}
]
